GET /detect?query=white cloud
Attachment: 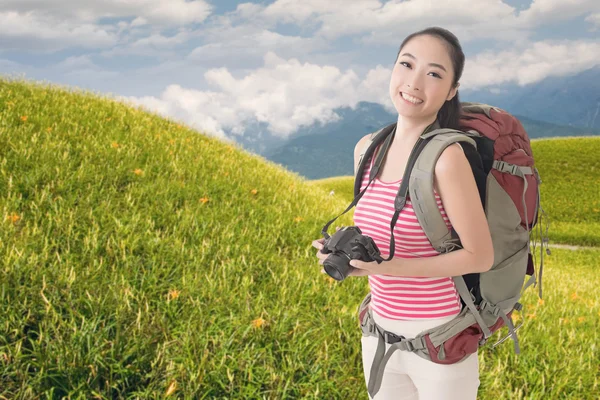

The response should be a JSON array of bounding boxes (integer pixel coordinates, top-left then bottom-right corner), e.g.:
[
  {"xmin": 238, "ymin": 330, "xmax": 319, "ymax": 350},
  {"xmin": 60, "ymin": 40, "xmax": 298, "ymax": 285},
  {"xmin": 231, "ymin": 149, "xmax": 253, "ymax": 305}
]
[
  {"xmin": 100, "ymin": 29, "xmax": 197, "ymax": 58},
  {"xmin": 0, "ymin": 0, "xmax": 212, "ymax": 53},
  {"xmin": 237, "ymin": 0, "xmax": 524, "ymax": 44},
  {"xmin": 0, "ymin": 11, "xmax": 118, "ymax": 52},
  {"xmin": 356, "ymin": 65, "xmax": 396, "ymax": 113},
  {"xmin": 586, "ymin": 13, "xmax": 600, "ymax": 30},
  {"xmin": 462, "ymin": 40, "xmax": 600, "ymax": 88},
  {"xmin": 225, "ymin": 0, "xmax": 599, "ymax": 46},
  {"xmin": 518, "ymin": 0, "xmax": 600, "ymax": 24},
  {"xmin": 188, "ymin": 24, "xmax": 330, "ymax": 68},
  {"xmin": 0, "ymin": 0, "xmax": 213, "ymax": 26},
  {"xmin": 123, "ymin": 51, "xmax": 371, "ymax": 139}
]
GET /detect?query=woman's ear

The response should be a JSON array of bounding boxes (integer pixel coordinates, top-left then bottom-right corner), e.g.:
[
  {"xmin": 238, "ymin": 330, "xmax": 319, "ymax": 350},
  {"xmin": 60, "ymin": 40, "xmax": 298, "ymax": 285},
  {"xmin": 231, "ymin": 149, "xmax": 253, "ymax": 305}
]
[{"xmin": 446, "ymin": 82, "xmax": 459, "ymax": 101}]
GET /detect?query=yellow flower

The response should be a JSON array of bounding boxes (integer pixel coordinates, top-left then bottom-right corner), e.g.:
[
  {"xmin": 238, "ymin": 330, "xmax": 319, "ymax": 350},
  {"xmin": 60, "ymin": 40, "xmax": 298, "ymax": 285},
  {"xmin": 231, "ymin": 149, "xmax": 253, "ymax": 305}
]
[
  {"xmin": 200, "ymin": 197, "xmax": 209, "ymax": 204},
  {"xmin": 250, "ymin": 189, "xmax": 258, "ymax": 195},
  {"xmin": 526, "ymin": 313, "xmax": 536, "ymax": 319},
  {"xmin": 169, "ymin": 139, "xmax": 176, "ymax": 145},
  {"xmin": 538, "ymin": 299, "xmax": 544, "ymax": 306},
  {"xmin": 111, "ymin": 142, "xmax": 119, "ymax": 148},
  {"xmin": 167, "ymin": 289, "xmax": 180, "ymax": 301},
  {"xmin": 20, "ymin": 115, "xmax": 27, "ymax": 122},
  {"xmin": 165, "ymin": 380, "xmax": 177, "ymax": 396},
  {"xmin": 252, "ymin": 317, "xmax": 266, "ymax": 328},
  {"xmin": 133, "ymin": 169, "xmax": 143, "ymax": 175},
  {"xmin": 106, "ymin": 117, "xmax": 112, "ymax": 122},
  {"xmin": 224, "ymin": 172, "xmax": 230, "ymax": 177},
  {"xmin": 294, "ymin": 216, "xmax": 303, "ymax": 223},
  {"xmin": 578, "ymin": 317, "xmax": 586, "ymax": 323},
  {"xmin": 46, "ymin": 127, "xmax": 52, "ymax": 133}
]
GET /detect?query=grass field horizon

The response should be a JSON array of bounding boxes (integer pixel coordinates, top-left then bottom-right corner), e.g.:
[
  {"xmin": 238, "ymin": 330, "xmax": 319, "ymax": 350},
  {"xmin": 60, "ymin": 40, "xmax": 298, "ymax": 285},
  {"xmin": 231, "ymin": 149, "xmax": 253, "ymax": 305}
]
[{"xmin": 1, "ymin": 77, "xmax": 598, "ymax": 399}]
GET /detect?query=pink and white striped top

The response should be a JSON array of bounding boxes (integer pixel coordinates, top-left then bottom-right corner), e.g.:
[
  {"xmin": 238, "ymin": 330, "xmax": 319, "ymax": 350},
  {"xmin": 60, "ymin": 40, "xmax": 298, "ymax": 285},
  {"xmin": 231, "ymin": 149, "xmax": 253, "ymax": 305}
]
[{"xmin": 353, "ymin": 142, "xmax": 462, "ymax": 320}]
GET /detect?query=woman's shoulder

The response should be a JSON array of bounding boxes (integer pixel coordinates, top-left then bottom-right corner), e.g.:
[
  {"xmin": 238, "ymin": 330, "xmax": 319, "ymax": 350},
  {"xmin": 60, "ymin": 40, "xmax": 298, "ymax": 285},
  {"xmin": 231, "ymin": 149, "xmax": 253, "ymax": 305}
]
[
  {"xmin": 433, "ymin": 142, "xmax": 469, "ymax": 192},
  {"xmin": 436, "ymin": 142, "xmax": 466, "ymax": 174}
]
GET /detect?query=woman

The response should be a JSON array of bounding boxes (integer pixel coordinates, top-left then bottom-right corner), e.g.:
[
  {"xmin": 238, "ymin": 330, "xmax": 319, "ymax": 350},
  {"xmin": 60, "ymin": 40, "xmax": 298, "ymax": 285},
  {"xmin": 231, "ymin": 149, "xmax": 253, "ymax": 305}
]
[{"xmin": 312, "ymin": 27, "xmax": 493, "ymax": 400}]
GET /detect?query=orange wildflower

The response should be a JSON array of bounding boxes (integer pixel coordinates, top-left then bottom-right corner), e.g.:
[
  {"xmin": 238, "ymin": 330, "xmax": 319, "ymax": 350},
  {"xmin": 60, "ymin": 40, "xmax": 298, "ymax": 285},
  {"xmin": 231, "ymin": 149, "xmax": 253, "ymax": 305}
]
[
  {"xmin": 250, "ymin": 189, "xmax": 258, "ymax": 195},
  {"xmin": 111, "ymin": 142, "xmax": 119, "ymax": 148},
  {"xmin": 294, "ymin": 216, "xmax": 303, "ymax": 222},
  {"xmin": 6, "ymin": 213, "xmax": 20, "ymax": 224},
  {"xmin": 571, "ymin": 292, "xmax": 578, "ymax": 300},
  {"xmin": 252, "ymin": 317, "xmax": 266, "ymax": 328},
  {"xmin": 200, "ymin": 197, "xmax": 209, "ymax": 204},
  {"xmin": 167, "ymin": 289, "xmax": 180, "ymax": 301},
  {"xmin": 133, "ymin": 169, "xmax": 143, "ymax": 175},
  {"xmin": 20, "ymin": 116, "xmax": 27, "ymax": 122}
]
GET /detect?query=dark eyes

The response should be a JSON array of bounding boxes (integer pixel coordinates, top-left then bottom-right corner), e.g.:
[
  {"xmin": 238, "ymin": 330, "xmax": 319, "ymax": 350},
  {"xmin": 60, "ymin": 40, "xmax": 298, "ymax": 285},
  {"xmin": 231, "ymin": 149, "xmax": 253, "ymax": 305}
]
[{"xmin": 399, "ymin": 61, "xmax": 442, "ymax": 79}]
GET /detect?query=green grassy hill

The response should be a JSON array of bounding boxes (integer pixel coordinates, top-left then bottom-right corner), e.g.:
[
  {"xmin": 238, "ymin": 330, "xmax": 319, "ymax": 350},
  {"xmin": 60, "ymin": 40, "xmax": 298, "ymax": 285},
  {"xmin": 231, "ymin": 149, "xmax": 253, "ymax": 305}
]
[
  {"xmin": 1, "ymin": 78, "xmax": 598, "ymax": 399},
  {"xmin": 311, "ymin": 137, "xmax": 600, "ymax": 247}
]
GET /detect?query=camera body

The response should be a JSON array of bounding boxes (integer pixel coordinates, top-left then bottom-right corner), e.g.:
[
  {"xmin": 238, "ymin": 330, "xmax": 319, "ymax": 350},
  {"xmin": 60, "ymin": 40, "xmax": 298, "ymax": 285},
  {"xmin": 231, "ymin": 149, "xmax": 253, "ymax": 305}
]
[{"xmin": 320, "ymin": 226, "xmax": 384, "ymax": 281}]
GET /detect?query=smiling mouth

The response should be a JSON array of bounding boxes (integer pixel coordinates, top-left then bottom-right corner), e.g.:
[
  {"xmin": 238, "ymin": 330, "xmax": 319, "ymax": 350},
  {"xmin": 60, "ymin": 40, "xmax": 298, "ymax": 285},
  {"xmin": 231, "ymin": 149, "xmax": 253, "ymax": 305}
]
[{"xmin": 400, "ymin": 92, "xmax": 423, "ymax": 105}]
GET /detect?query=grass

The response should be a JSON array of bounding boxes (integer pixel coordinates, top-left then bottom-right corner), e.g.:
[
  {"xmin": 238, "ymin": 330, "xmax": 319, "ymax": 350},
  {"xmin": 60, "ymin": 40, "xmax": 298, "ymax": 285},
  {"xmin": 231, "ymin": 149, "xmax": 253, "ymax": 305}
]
[{"xmin": 0, "ymin": 77, "xmax": 598, "ymax": 399}]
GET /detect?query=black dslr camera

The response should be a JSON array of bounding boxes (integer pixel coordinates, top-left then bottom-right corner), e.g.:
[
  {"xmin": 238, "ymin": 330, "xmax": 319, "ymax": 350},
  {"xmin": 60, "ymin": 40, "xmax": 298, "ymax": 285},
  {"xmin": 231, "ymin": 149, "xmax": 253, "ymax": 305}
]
[{"xmin": 320, "ymin": 226, "xmax": 384, "ymax": 281}]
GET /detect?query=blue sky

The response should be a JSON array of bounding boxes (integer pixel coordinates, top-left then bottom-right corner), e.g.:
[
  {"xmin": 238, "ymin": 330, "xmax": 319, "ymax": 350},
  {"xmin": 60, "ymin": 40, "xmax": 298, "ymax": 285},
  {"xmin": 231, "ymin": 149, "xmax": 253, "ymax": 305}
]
[{"xmin": 1, "ymin": 0, "xmax": 599, "ymax": 140}]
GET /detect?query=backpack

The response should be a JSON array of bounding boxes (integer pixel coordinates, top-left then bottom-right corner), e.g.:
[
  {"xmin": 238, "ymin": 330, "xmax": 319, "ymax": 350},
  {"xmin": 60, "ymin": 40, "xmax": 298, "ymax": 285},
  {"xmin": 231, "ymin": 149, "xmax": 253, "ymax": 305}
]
[{"xmin": 348, "ymin": 103, "xmax": 550, "ymax": 398}]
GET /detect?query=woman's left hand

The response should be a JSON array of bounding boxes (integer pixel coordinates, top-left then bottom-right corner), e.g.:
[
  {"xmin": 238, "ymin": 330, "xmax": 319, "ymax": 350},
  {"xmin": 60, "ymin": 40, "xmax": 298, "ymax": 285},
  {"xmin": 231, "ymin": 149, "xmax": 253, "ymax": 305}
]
[{"xmin": 349, "ymin": 259, "xmax": 380, "ymax": 274}]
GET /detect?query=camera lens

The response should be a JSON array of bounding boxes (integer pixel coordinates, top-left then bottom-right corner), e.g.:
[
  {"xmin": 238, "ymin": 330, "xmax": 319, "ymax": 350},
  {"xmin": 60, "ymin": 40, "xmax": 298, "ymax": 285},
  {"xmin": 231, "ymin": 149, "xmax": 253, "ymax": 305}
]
[{"xmin": 323, "ymin": 254, "xmax": 352, "ymax": 281}]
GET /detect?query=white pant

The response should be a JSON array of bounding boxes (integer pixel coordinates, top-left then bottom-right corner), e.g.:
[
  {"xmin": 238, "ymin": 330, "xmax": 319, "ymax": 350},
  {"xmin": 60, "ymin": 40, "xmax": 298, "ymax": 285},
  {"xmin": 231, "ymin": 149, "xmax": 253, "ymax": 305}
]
[{"xmin": 361, "ymin": 311, "xmax": 481, "ymax": 400}]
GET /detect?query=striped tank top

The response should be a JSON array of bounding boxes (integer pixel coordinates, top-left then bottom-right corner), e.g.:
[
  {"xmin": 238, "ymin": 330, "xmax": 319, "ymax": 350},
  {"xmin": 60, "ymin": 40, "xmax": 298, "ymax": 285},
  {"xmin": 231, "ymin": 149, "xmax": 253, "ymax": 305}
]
[{"xmin": 353, "ymin": 142, "xmax": 462, "ymax": 320}]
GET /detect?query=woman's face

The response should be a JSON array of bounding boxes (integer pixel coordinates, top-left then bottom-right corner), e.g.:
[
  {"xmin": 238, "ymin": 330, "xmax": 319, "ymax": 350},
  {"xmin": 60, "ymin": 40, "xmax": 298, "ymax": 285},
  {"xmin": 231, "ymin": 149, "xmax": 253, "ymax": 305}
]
[{"xmin": 389, "ymin": 34, "xmax": 459, "ymax": 123}]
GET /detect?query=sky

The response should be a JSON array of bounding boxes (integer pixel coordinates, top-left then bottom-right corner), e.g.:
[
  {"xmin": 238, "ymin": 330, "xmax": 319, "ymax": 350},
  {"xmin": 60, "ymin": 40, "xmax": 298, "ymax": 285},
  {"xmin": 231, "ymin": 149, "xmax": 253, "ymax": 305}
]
[{"xmin": 1, "ymin": 0, "xmax": 599, "ymax": 141}]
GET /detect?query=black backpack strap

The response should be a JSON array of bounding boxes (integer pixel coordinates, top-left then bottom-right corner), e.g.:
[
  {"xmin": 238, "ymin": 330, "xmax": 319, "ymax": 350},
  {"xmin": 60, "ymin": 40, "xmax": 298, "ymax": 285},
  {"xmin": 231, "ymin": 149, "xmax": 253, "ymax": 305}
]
[
  {"xmin": 381, "ymin": 136, "xmax": 433, "ymax": 260},
  {"xmin": 353, "ymin": 123, "xmax": 397, "ymax": 198}
]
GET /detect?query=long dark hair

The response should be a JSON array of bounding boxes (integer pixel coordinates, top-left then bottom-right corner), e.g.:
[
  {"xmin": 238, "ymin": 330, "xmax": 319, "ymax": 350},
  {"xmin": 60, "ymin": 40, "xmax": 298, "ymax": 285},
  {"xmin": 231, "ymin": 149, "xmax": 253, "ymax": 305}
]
[{"xmin": 395, "ymin": 27, "xmax": 464, "ymax": 130}]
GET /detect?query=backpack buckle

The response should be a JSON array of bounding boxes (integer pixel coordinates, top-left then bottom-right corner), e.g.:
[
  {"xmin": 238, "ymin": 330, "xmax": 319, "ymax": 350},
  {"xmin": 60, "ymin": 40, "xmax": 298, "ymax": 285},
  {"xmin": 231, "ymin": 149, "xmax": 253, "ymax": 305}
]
[{"xmin": 383, "ymin": 331, "xmax": 405, "ymax": 344}]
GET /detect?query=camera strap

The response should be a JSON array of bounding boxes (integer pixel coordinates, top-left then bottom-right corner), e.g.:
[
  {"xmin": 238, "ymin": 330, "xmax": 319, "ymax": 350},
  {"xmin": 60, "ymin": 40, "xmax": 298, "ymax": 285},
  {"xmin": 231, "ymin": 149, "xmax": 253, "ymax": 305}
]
[{"xmin": 321, "ymin": 125, "xmax": 397, "ymax": 239}]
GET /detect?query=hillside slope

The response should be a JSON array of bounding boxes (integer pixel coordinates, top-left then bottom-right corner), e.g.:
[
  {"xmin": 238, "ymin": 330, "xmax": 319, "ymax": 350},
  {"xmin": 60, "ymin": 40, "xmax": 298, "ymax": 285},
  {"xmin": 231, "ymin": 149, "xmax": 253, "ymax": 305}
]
[{"xmin": 0, "ymin": 78, "xmax": 358, "ymax": 398}]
